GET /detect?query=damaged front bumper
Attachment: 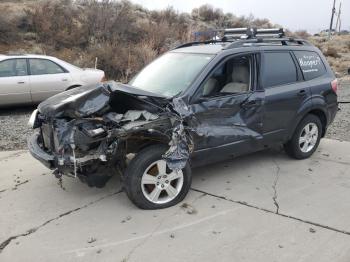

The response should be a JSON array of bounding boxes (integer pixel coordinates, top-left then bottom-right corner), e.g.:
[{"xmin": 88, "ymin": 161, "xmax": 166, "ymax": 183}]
[{"xmin": 28, "ymin": 132, "xmax": 55, "ymax": 169}]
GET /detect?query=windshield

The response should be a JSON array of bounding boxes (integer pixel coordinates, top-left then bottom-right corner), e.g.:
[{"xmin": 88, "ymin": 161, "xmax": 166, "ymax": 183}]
[{"xmin": 129, "ymin": 52, "xmax": 213, "ymax": 97}]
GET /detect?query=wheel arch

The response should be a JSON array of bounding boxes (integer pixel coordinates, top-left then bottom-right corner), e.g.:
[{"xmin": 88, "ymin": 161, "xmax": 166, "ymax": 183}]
[
  {"xmin": 289, "ymin": 105, "xmax": 328, "ymax": 140},
  {"xmin": 125, "ymin": 132, "xmax": 170, "ymax": 155}
]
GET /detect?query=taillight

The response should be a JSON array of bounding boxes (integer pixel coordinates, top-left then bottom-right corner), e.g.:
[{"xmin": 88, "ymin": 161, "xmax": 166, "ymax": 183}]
[{"xmin": 331, "ymin": 79, "xmax": 338, "ymax": 94}]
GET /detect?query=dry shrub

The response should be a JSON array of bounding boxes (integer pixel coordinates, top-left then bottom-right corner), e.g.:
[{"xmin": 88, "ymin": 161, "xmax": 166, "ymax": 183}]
[
  {"xmin": 81, "ymin": 40, "xmax": 156, "ymax": 81},
  {"xmin": 324, "ymin": 46, "xmax": 341, "ymax": 58},
  {"xmin": 27, "ymin": 0, "xmax": 89, "ymax": 49},
  {"xmin": 0, "ymin": 14, "xmax": 20, "ymax": 44},
  {"xmin": 291, "ymin": 30, "xmax": 311, "ymax": 39},
  {"xmin": 2, "ymin": 0, "xmax": 321, "ymax": 80},
  {"xmin": 191, "ymin": 5, "xmax": 223, "ymax": 22},
  {"xmin": 346, "ymin": 41, "xmax": 350, "ymax": 51}
]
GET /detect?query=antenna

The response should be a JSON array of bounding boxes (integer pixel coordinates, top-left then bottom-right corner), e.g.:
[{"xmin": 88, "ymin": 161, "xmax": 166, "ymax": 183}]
[{"xmin": 328, "ymin": 0, "xmax": 336, "ymax": 39}]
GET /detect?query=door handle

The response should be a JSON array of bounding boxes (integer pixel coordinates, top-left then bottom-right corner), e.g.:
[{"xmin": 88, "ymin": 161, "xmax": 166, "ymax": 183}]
[
  {"xmin": 297, "ymin": 90, "xmax": 307, "ymax": 97},
  {"xmin": 17, "ymin": 81, "xmax": 25, "ymax": 84},
  {"xmin": 62, "ymin": 79, "xmax": 68, "ymax": 82},
  {"xmin": 241, "ymin": 100, "xmax": 257, "ymax": 109}
]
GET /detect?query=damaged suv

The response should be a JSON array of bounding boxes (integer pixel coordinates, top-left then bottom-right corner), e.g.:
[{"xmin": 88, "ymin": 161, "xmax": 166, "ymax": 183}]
[{"xmin": 28, "ymin": 28, "xmax": 338, "ymax": 209}]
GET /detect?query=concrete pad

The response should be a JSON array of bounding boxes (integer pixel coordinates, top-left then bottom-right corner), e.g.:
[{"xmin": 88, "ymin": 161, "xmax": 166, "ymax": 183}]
[
  {"xmin": 192, "ymin": 139, "xmax": 350, "ymax": 231},
  {"xmin": 0, "ymin": 138, "xmax": 350, "ymax": 261}
]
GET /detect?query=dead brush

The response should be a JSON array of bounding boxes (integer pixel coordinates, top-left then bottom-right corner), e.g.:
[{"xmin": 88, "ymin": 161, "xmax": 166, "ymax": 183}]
[{"xmin": 324, "ymin": 46, "xmax": 341, "ymax": 58}]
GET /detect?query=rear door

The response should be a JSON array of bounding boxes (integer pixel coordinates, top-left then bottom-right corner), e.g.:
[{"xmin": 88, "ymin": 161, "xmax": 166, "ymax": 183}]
[
  {"xmin": 0, "ymin": 58, "xmax": 31, "ymax": 105},
  {"xmin": 29, "ymin": 58, "xmax": 72, "ymax": 103},
  {"xmin": 261, "ymin": 51, "xmax": 311, "ymax": 143},
  {"xmin": 188, "ymin": 53, "xmax": 265, "ymax": 165}
]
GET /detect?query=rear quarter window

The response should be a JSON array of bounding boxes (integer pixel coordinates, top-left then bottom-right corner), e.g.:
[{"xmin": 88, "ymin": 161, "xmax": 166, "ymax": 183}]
[{"xmin": 294, "ymin": 51, "xmax": 326, "ymax": 80}]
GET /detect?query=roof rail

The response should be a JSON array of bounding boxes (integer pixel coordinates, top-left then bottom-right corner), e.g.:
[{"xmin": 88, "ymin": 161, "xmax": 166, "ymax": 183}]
[
  {"xmin": 174, "ymin": 28, "xmax": 309, "ymax": 50},
  {"xmin": 223, "ymin": 38, "xmax": 310, "ymax": 49},
  {"xmin": 174, "ymin": 39, "xmax": 224, "ymax": 50}
]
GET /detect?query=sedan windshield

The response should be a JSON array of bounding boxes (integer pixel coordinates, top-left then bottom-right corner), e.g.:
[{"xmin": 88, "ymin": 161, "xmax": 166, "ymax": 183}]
[{"xmin": 129, "ymin": 52, "xmax": 213, "ymax": 97}]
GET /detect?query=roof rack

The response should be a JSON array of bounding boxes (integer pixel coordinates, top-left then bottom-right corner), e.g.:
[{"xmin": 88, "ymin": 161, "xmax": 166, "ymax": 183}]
[
  {"xmin": 174, "ymin": 27, "xmax": 310, "ymax": 50},
  {"xmin": 222, "ymin": 28, "xmax": 285, "ymax": 40}
]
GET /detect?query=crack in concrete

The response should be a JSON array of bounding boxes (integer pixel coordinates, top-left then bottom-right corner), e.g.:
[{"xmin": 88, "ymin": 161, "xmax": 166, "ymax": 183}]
[
  {"xmin": 0, "ymin": 190, "xmax": 122, "ymax": 253},
  {"xmin": 0, "ymin": 179, "xmax": 31, "ymax": 194},
  {"xmin": 12, "ymin": 180, "xmax": 30, "ymax": 190},
  {"xmin": 272, "ymin": 160, "xmax": 280, "ymax": 214},
  {"xmin": 123, "ymin": 193, "xmax": 205, "ymax": 261},
  {"xmin": 190, "ymin": 188, "xmax": 350, "ymax": 237}
]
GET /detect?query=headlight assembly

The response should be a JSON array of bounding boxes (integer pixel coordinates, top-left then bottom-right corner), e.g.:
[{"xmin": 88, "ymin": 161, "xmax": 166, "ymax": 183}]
[{"xmin": 28, "ymin": 109, "xmax": 39, "ymax": 129}]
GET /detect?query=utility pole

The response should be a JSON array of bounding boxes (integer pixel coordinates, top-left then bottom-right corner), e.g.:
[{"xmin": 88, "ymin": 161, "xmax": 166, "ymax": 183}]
[
  {"xmin": 338, "ymin": 1, "xmax": 342, "ymax": 32},
  {"xmin": 335, "ymin": 2, "xmax": 341, "ymax": 33},
  {"xmin": 329, "ymin": 0, "xmax": 336, "ymax": 39}
]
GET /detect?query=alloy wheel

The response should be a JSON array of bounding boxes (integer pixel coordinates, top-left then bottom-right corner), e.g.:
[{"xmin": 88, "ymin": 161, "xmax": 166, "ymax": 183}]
[
  {"xmin": 141, "ymin": 160, "xmax": 184, "ymax": 204},
  {"xmin": 299, "ymin": 123, "xmax": 318, "ymax": 153}
]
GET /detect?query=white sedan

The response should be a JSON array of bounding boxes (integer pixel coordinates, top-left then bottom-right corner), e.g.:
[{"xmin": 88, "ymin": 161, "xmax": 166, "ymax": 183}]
[{"xmin": 0, "ymin": 54, "xmax": 105, "ymax": 106}]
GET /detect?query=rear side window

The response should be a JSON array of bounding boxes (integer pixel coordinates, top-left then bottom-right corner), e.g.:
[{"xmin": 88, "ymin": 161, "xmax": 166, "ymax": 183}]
[
  {"xmin": 0, "ymin": 59, "xmax": 28, "ymax": 77},
  {"xmin": 262, "ymin": 52, "xmax": 297, "ymax": 88},
  {"xmin": 29, "ymin": 59, "xmax": 65, "ymax": 75},
  {"xmin": 294, "ymin": 51, "xmax": 326, "ymax": 80}
]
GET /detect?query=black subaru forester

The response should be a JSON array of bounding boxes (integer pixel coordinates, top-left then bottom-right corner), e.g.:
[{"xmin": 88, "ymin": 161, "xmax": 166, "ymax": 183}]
[{"xmin": 28, "ymin": 28, "xmax": 338, "ymax": 209}]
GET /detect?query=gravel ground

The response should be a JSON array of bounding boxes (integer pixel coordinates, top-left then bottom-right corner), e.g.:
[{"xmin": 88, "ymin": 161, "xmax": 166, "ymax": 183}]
[
  {"xmin": 0, "ymin": 80, "xmax": 349, "ymax": 151},
  {"xmin": 326, "ymin": 78, "xmax": 350, "ymax": 141},
  {"xmin": 0, "ymin": 106, "xmax": 34, "ymax": 151}
]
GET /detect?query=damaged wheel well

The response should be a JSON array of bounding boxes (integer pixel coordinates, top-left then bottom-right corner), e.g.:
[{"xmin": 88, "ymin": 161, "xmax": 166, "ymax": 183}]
[{"xmin": 126, "ymin": 137, "xmax": 169, "ymax": 154}]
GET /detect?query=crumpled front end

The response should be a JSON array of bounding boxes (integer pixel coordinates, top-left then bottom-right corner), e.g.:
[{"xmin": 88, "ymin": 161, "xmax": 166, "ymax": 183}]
[{"xmin": 28, "ymin": 81, "xmax": 193, "ymax": 187}]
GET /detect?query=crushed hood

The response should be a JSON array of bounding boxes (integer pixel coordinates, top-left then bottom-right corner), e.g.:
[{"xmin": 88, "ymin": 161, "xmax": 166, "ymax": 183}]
[{"xmin": 38, "ymin": 81, "xmax": 167, "ymax": 119}]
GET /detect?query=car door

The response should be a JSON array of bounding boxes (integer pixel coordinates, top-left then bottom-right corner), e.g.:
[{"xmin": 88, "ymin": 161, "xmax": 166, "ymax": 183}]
[
  {"xmin": 0, "ymin": 58, "xmax": 31, "ymax": 106},
  {"xmin": 261, "ymin": 51, "xmax": 310, "ymax": 143},
  {"xmin": 187, "ymin": 53, "xmax": 265, "ymax": 166},
  {"xmin": 29, "ymin": 58, "xmax": 72, "ymax": 103}
]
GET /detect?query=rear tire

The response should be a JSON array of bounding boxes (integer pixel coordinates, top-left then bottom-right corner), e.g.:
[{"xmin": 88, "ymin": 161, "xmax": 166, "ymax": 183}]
[
  {"xmin": 124, "ymin": 144, "xmax": 192, "ymax": 209},
  {"xmin": 284, "ymin": 114, "xmax": 322, "ymax": 159}
]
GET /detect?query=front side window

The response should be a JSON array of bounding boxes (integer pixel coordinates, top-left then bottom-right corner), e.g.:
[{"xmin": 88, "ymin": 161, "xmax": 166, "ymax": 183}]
[
  {"xmin": 129, "ymin": 52, "xmax": 214, "ymax": 97},
  {"xmin": 294, "ymin": 51, "xmax": 326, "ymax": 80},
  {"xmin": 29, "ymin": 59, "xmax": 65, "ymax": 75},
  {"xmin": 0, "ymin": 59, "xmax": 28, "ymax": 77},
  {"xmin": 262, "ymin": 52, "xmax": 297, "ymax": 88},
  {"xmin": 200, "ymin": 55, "xmax": 251, "ymax": 97}
]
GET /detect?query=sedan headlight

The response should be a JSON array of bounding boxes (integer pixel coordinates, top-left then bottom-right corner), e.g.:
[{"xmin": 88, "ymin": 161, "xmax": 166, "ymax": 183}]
[{"xmin": 28, "ymin": 109, "xmax": 39, "ymax": 128}]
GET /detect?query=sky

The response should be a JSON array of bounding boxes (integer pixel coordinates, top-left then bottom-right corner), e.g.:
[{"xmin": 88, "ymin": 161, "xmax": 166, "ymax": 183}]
[{"xmin": 130, "ymin": 0, "xmax": 350, "ymax": 34}]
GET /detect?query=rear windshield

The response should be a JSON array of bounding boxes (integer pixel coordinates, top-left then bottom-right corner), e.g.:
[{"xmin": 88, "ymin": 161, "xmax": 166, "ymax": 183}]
[
  {"xmin": 129, "ymin": 52, "xmax": 214, "ymax": 97},
  {"xmin": 294, "ymin": 51, "xmax": 326, "ymax": 80}
]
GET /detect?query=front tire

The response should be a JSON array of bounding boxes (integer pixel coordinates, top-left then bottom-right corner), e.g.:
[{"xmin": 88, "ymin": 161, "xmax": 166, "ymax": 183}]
[
  {"xmin": 124, "ymin": 144, "xmax": 192, "ymax": 209},
  {"xmin": 284, "ymin": 114, "xmax": 322, "ymax": 159}
]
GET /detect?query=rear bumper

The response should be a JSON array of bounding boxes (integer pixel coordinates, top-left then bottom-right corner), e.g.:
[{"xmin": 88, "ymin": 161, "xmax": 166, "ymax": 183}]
[
  {"xmin": 28, "ymin": 132, "xmax": 55, "ymax": 169},
  {"xmin": 327, "ymin": 102, "xmax": 338, "ymax": 126}
]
